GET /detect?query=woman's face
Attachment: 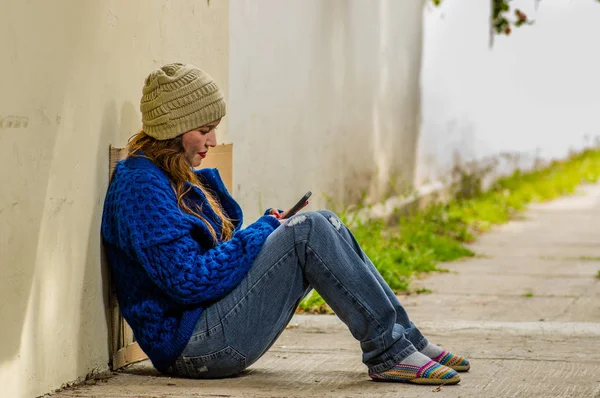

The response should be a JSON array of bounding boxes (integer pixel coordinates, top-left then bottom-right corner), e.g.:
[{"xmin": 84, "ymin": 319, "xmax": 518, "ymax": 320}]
[{"xmin": 181, "ymin": 118, "xmax": 221, "ymax": 167}]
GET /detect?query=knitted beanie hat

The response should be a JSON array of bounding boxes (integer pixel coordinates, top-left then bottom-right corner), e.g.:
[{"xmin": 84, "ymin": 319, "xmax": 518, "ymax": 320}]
[{"xmin": 140, "ymin": 63, "xmax": 226, "ymax": 140}]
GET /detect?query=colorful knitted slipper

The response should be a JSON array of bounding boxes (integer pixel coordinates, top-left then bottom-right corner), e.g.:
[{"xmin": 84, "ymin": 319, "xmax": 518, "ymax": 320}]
[
  {"xmin": 432, "ymin": 350, "xmax": 471, "ymax": 372},
  {"xmin": 369, "ymin": 360, "xmax": 460, "ymax": 385}
]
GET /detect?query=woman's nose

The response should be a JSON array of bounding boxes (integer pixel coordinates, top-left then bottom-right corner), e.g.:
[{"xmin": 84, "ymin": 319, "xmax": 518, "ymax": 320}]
[{"xmin": 207, "ymin": 130, "xmax": 218, "ymax": 146}]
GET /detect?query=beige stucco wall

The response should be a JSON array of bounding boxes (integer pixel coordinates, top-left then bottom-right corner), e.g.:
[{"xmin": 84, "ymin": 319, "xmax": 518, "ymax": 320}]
[
  {"xmin": 0, "ymin": 1, "xmax": 229, "ymax": 397},
  {"xmin": 229, "ymin": 0, "xmax": 425, "ymax": 221}
]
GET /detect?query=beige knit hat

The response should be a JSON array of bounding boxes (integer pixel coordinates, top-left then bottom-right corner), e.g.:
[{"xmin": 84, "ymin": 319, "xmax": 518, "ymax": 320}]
[{"xmin": 140, "ymin": 63, "xmax": 226, "ymax": 140}]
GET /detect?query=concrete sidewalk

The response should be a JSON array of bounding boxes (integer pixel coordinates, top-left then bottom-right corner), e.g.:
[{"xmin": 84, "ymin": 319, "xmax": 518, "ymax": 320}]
[{"xmin": 54, "ymin": 185, "xmax": 600, "ymax": 397}]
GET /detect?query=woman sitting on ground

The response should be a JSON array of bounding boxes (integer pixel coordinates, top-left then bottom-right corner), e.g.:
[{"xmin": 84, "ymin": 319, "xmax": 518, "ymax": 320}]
[{"xmin": 101, "ymin": 63, "xmax": 470, "ymax": 385}]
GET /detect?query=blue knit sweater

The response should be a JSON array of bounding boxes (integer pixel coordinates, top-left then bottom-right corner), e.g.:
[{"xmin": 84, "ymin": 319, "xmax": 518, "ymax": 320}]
[{"xmin": 101, "ymin": 155, "xmax": 280, "ymax": 372}]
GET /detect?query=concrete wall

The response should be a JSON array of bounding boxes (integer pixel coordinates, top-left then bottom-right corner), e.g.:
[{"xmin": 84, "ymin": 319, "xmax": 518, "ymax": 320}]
[
  {"xmin": 417, "ymin": 0, "xmax": 600, "ymax": 185},
  {"xmin": 229, "ymin": 0, "xmax": 425, "ymax": 221},
  {"xmin": 0, "ymin": 1, "xmax": 229, "ymax": 397}
]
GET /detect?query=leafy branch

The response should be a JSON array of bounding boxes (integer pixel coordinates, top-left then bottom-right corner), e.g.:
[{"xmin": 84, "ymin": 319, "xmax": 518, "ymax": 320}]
[
  {"xmin": 432, "ymin": 0, "xmax": 599, "ymax": 42},
  {"xmin": 492, "ymin": 0, "xmax": 535, "ymax": 36},
  {"xmin": 433, "ymin": 0, "xmax": 533, "ymax": 38}
]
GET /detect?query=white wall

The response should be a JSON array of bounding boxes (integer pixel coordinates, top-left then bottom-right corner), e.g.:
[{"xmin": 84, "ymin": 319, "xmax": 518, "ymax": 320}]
[
  {"xmin": 229, "ymin": 0, "xmax": 425, "ymax": 221},
  {"xmin": 0, "ymin": 1, "xmax": 229, "ymax": 397},
  {"xmin": 417, "ymin": 0, "xmax": 600, "ymax": 185}
]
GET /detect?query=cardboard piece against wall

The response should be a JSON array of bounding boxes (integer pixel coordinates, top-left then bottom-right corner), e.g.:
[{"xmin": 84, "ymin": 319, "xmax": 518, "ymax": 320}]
[
  {"xmin": 109, "ymin": 146, "xmax": 128, "ymax": 180},
  {"xmin": 108, "ymin": 145, "xmax": 146, "ymax": 369},
  {"xmin": 197, "ymin": 143, "xmax": 233, "ymax": 192}
]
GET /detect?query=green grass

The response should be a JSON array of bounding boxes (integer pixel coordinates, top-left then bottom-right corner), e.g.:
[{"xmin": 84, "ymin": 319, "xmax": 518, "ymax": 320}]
[
  {"xmin": 579, "ymin": 256, "xmax": 600, "ymax": 262},
  {"xmin": 540, "ymin": 256, "xmax": 600, "ymax": 261},
  {"xmin": 299, "ymin": 290, "xmax": 333, "ymax": 314},
  {"xmin": 298, "ymin": 149, "xmax": 600, "ymax": 314},
  {"xmin": 413, "ymin": 287, "xmax": 433, "ymax": 295},
  {"xmin": 522, "ymin": 291, "xmax": 535, "ymax": 298}
]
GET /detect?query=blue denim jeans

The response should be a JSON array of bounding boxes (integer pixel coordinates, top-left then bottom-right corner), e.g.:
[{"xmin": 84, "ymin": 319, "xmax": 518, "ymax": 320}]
[{"xmin": 166, "ymin": 210, "xmax": 428, "ymax": 378}]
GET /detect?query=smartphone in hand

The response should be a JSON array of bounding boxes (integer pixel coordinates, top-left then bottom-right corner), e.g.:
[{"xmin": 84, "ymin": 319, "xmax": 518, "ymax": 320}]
[{"xmin": 284, "ymin": 191, "xmax": 312, "ymax": 218}]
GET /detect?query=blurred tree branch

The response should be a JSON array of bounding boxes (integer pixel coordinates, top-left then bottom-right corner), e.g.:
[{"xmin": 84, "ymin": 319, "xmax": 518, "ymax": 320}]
[{"xmin": 432, "ymin": 0, "xmax": 599, "ymax": 45}]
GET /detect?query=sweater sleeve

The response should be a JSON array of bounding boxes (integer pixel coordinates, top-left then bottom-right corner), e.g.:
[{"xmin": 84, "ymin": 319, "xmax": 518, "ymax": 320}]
[
  {"xmin": 134, "ymin": 215, "xmax": 280, "ymax": 305},
  {"xmin": 116, "ymin": 172, "xmax": 281, "ymax": 305}
]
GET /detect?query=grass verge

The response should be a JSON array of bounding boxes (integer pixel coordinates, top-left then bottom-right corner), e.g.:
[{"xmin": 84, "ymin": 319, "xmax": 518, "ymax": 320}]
[{"xmin": 298, "ymin": 149, "xmax": 600, "ymax": 314}]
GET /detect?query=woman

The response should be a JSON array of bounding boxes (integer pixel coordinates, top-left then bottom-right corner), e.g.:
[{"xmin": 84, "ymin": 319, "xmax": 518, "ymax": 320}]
[{"xmin": 101, "ymin": 63, "xmax": 470, "ymax": 385}]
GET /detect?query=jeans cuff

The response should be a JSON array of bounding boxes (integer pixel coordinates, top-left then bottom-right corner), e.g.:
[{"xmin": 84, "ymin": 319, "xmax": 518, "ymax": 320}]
[
  {"xmin": 413, "ymin": 336, "xmax": 429, "ymax": 352},
  {"xmin": 368, "ymin": 343, "xmax": 417, "ymax": 374}
]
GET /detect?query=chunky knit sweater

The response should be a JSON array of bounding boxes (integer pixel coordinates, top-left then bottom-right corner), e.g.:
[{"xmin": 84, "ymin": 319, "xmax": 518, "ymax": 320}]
[{"xmin": 101, "ymin": 155, "xmax": 280, "ymax": 372}]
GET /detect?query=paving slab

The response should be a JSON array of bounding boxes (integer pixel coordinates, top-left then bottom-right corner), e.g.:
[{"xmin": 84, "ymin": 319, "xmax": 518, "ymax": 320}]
[
  {"xmin": 438, "ymin": 257, "xmax": 600, "ymax": 278},
  {"xmin": 52, "ymin": 184, "xmax": 600, "ymax": 398}
]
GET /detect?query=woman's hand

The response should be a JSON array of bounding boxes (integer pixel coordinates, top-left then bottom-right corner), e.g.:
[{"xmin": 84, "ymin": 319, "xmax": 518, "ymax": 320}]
[
  {"xmin": 281, "ymin": 201, "xmax": 309, "ymax": 219},
  {"xmin": 269, "ymin": 214, "xmax": 286, "ymax": 224},
  {"xmin": 269, "ymin": 201, "xmax": 309, "ymax": 220},
  {"xmin": 268, "ymin": 209, "xmax": 287, "ymax": 224},
  {"xmin": 269, "ymin": 209, "xmax": 282, "ymax": 219}
]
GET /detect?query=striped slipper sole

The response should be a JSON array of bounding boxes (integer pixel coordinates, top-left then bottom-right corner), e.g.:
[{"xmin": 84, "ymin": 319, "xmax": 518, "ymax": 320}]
[
  {"xmin": 370, "ymin": 360, "xmax": 460, "ymax": 385},
  {"xmin": 432, "ymin": 350, "xmax": 471, "ymax": 372}
]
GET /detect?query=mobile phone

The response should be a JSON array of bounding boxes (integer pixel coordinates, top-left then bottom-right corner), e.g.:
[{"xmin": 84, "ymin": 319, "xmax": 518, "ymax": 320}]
[{"xmin": 284, "ymin": 191, "xmax": 312, "ymax": 218}]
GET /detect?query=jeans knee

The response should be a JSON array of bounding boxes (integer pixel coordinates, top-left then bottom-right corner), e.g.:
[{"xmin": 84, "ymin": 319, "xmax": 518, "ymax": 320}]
[
  {"xmin": 316, "ymin": 209, "xmax": 336, "ymax": 219},
  {"xmin": 286, "ymin": 211, "xmax": 343, "ymax": 232},
  {"xmin": 316, "ymin": 210, "xmax": 343, "ymax": 231},
  {"xmin": 285, "ymin": 213, "xmax": 308, "ymax": 227},
  {"xmin": 286, "ymin": 211, "xmax": 326, "ymax": 228}
]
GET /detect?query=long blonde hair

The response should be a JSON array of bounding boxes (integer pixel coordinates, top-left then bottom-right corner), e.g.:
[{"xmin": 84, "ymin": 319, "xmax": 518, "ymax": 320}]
[{"xmin": 127, "ymin": 130, "xmax": 234, "ymax": 243}]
